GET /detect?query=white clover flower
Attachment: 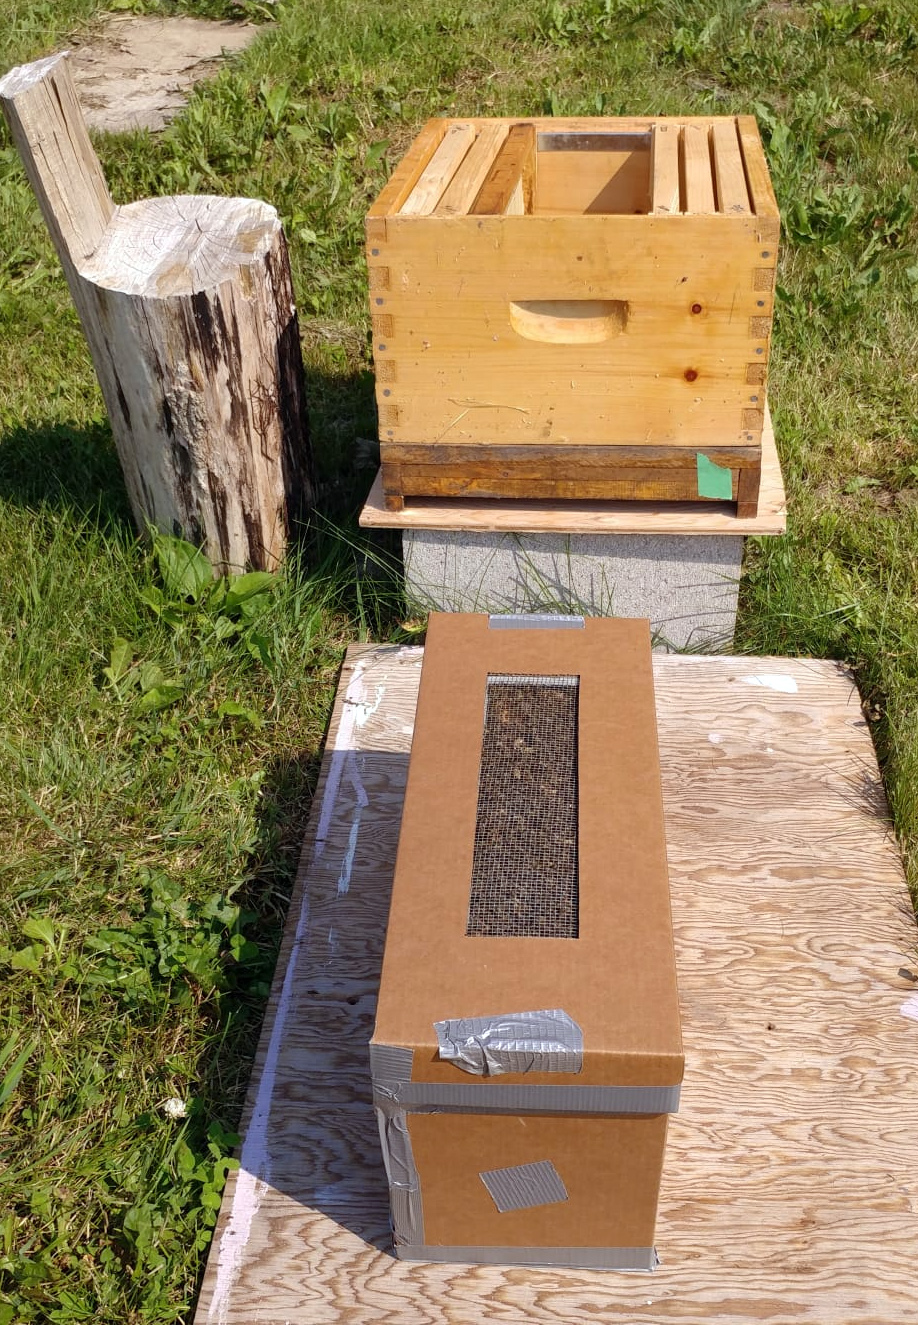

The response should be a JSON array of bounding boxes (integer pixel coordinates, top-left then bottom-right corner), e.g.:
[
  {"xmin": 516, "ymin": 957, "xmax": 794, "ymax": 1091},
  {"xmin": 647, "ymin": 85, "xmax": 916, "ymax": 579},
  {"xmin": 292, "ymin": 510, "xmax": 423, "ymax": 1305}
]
[{"xmin": 163, "ymin": 1096, "xmax": 188, "ymax": 1120}]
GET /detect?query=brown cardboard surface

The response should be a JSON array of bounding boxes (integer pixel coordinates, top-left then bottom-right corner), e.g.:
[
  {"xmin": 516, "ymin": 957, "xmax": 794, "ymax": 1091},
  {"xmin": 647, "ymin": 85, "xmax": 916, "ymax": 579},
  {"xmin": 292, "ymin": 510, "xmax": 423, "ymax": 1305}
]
[
  {"xmin": 408, "ymin": 1111, "xmax": 668, "ymax": 1248},
  {"xmin": 372, "ymin": 613, "xmax": 683, "ymax": 1089}
]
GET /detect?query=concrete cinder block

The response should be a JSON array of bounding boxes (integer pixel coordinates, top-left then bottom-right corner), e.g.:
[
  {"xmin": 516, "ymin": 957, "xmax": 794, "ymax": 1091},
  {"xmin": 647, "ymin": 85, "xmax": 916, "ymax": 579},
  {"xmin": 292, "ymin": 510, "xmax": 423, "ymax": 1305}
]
[{"xmin": 403, "ymin": 530, "xmax": 744, "ymax": 652}]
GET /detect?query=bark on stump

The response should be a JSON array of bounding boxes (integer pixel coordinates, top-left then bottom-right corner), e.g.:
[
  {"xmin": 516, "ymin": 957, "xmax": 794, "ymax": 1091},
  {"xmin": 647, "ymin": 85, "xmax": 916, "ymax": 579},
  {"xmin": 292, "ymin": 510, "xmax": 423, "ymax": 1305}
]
[{"xmin": 0, "ymin": 51, "xmax": 314, "ymax": 572}]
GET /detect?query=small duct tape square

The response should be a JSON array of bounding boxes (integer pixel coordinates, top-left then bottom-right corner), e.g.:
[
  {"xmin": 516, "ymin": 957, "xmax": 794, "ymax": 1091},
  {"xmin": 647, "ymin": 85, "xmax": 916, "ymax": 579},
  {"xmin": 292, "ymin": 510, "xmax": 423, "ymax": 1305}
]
[{"xmin": 480, "ymin": 1159, "xmax": 569, "ymax": 1214}]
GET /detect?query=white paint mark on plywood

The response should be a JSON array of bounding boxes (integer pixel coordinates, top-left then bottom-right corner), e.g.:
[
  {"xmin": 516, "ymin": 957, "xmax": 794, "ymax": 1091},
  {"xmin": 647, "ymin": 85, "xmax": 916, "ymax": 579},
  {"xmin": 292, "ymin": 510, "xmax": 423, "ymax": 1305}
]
[
  {"xmin": 336, "ymin": 755, "xmax": 369, "ymax": 897},
  {"xmin": 207, "ymin": 655, "xmax": 370, "ymax": 1323},
  {"xmin": 743, "ymin": 673, "xmax": 799, "ymax": 694},
  {"xmin": 333, "ymin": 683, "xmax": 381, "ymax": 894},
  {"xmin": 313, "ymin": 659, "xmax": 373, "ymax": 862},
  {"xmin": 350, "ymin": 684, "xmax": 385, "ymax": 727}
]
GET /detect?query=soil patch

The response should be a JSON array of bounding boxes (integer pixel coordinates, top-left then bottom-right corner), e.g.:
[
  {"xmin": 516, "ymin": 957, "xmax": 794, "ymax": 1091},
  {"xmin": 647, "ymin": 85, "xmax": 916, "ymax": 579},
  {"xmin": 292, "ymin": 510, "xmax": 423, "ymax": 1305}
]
[{"xmin": 69, "ymin": 14, "xmax": 263, "ymax": 133}]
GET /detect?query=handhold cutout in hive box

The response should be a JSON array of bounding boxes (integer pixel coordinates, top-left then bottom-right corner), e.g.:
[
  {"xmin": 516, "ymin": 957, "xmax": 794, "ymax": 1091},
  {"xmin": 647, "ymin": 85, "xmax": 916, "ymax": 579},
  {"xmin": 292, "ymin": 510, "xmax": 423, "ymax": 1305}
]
[
  {"xmin": 508, "ymin": 299, "xmax": 629, "ymax": 343},
  {"xmin": 370, "ymin": 613, "xmax": 683, "ymax": 1269}
]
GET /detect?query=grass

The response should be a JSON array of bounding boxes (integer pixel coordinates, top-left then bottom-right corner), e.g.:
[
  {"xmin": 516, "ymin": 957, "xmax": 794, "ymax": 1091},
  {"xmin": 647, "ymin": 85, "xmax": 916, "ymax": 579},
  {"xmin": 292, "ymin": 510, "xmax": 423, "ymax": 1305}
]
[{"xmin": 1, "ymin": 0, "xmax": 917, "ymax": 1320}]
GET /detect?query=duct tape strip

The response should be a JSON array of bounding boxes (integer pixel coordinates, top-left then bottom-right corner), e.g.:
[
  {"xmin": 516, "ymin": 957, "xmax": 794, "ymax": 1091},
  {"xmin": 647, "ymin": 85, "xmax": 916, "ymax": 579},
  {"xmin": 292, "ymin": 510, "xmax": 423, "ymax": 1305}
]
[
  {"xmin": 434, "ymin": 1008, "xmax": 583, "ymax": 1076},
  {"xmin": 374, "ymin": 1078, "xmax": 681, "ymax": 1116},
  {"xmin": 489, "ymin": 614, "xmax": 585, "ymax": 630},
  {"xmin": 480, "ymin": 1160, "xmax": 568, "ymax": 1213},
  {"xmin": 375, "ymin": 1107, "xmax": 424, "ymax": 1247},
  {"xmin": 369, "ymin": 1043, "xmax": 414, "ymax": 1084},
  {"xmin": 395, "ymin": 1244, "xmax": 660, "ymax": 1271}
]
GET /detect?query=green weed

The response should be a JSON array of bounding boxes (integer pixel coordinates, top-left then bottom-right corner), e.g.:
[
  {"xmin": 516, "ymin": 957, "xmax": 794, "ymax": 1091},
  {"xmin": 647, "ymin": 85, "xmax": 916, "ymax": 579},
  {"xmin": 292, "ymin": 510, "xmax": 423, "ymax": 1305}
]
[{"xmin": 0, "ymin": 516, "xmax": 377, "ymax": 1322}]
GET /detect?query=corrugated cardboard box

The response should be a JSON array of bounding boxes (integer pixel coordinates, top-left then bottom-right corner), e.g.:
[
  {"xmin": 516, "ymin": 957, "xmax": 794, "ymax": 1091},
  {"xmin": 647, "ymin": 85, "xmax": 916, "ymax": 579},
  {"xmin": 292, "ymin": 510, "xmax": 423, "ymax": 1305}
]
[{"xmin": 371, "ymin": 613, "xmax": 683, "ymax": 1269}]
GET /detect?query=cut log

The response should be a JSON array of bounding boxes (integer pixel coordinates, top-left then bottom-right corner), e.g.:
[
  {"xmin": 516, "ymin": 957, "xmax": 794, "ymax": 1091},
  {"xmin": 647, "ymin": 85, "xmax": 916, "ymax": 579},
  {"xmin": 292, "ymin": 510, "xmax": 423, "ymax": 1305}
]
[
  {"xmin": 75, "ymin": 193, "xmax": 314, "ymax": 571},
  {"xmin": 0, "ymin": 51, "xmax": 314, "ymax": 573}
]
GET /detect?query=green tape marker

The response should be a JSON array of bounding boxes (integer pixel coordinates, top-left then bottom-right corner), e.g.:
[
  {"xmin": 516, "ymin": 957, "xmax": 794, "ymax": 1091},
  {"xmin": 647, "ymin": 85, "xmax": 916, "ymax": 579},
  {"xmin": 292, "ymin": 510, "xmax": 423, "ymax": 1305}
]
[{"xmin": 696, "ymin": 452, "xmax": 733, "ymax": 500}]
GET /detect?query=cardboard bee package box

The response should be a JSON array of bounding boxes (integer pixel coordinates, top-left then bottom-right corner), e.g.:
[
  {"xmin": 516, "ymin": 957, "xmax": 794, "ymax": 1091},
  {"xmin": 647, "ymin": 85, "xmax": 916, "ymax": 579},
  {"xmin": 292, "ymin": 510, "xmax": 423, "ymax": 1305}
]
[{"xmin": 370, "ymin": 613, "xmax": 684, "ymax": 1269}]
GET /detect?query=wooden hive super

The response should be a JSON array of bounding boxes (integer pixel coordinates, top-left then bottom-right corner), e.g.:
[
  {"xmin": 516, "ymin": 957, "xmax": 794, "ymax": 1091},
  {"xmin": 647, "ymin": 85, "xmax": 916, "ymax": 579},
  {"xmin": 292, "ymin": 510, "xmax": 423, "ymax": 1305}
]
[
  {"xmin": 366, "ymin": 116, "xmax": 779, "ymax": 516},
  {"xmin": 370, "ymin": 613, "xmax": 683, "ymax": 1268}
]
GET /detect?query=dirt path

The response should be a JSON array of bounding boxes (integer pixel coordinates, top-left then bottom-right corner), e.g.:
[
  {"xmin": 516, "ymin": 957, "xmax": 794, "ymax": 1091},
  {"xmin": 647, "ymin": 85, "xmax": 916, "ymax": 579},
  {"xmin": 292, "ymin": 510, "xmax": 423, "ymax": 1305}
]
[{"xmin": 69, "ymin": 14, "xmax": 263, "ymax": 132}]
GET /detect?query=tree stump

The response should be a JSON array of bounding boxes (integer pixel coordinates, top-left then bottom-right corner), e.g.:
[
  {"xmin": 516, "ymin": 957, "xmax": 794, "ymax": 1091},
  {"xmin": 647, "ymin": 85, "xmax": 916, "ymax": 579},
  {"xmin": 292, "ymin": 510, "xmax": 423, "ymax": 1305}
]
[{"xmin": 0, "ymin": 51, "xmax": 314, "ymax": 572}]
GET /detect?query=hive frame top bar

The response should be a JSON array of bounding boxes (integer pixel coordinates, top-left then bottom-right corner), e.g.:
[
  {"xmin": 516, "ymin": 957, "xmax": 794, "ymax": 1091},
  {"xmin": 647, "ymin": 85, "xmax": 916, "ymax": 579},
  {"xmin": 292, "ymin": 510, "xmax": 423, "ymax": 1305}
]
[{"xmin": 368, "ymin": 115, "xmax": 780, "ymax": 222}]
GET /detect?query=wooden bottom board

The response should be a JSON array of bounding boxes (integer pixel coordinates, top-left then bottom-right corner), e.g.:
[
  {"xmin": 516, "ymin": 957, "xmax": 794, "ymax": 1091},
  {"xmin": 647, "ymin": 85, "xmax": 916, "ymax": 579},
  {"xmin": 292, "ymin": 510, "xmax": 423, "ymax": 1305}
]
[
  {"xmin": 195, "ymin": 645, "xmax": 918, "ymax": 1325},
  {"xmin": 360, "ymin": 405, "xmax": 785, "ymax": 534}
]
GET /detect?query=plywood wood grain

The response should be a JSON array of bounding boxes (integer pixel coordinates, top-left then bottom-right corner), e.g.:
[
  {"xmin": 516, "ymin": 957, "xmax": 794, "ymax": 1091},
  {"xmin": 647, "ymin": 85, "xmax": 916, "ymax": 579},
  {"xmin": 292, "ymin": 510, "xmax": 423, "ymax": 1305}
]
[{"xmin": 195, "ymin": 647, "xmax": 918, "ymax": 1325}]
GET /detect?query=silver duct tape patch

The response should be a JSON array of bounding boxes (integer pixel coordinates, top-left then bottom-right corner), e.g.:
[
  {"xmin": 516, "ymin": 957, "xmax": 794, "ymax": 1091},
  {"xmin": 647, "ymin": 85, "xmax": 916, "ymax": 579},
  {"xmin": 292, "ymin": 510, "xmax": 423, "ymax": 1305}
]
[
  {"xmin": 480, "ymin": 1160, "xmax": 568, "ymax": 1213},
  {"xmin": 375, "ymin": 1108, "xmax": 424, "ymax": 1246},
  {"xmin": 488, "ymin": 614, "xmax": 585, "ymax": 630},
  {"xmin": 395, "ymin": 1244, "xmax": 660, "ymax": 1271},
  {"xmin": 390, "ymin": 1186, "xmax": 424, "ymax": 1249},
  {"xmin": 369, "ymin": 1043, "xmax": 413, "ymax": 1084},
  {"xmin": 434, "ymin": 1008, "xmax": 583, "ymax": 1076},
  {"xmin": 374, "ymin": 1079, "xmax": 681, "ymax": 1116}
]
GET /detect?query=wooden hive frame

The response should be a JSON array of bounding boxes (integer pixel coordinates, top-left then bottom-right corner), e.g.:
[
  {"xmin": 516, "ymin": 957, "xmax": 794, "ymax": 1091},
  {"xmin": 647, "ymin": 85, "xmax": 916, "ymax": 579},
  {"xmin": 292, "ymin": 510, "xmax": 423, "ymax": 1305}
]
[{"xmin": 366, "ymin": 117, "xmax": 779, "ymax": 518}]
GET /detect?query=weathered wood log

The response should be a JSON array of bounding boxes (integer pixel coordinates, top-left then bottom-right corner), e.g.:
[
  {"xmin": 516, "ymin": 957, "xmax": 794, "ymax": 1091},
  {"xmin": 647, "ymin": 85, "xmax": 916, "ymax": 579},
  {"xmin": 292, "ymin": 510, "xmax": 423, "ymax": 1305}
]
[{"xmin": 0, "ymin": 51, "xmax": 314, "ymax": 572}]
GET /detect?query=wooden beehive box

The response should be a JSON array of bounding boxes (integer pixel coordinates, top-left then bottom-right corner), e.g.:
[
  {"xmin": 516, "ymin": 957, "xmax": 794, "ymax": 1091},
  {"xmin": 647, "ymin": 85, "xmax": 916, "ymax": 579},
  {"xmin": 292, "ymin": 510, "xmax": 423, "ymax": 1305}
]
[{"xmin": 366, "ymin": 116, "xmax": 779, "ymax": 516}]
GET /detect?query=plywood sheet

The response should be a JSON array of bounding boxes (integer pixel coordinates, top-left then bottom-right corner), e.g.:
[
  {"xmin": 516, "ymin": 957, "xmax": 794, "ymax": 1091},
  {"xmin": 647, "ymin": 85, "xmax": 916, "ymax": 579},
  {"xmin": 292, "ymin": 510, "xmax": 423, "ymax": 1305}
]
[
  {"xmin": 359, "ymin": 404, "xmax": 786, "ymax": 533},
  {"xmin": 195, "ymin": 646, "xmax": 918, "ymax": 1325}
]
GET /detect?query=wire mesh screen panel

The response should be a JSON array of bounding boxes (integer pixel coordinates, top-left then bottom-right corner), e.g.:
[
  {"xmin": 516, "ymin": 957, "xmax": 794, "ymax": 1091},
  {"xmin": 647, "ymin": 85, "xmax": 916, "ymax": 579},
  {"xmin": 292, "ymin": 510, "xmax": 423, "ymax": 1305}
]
[{"xmin": 467, "ymin": 674, "xmax": 579, "ymax": 939}]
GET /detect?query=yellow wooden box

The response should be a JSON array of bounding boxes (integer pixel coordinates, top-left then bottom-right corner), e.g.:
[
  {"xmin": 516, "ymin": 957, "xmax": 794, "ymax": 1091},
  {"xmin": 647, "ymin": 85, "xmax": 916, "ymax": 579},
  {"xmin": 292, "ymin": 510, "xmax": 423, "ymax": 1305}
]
[{"xmin": 365, "ymin": 116, "xmax": 779, "ymax": 515}]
